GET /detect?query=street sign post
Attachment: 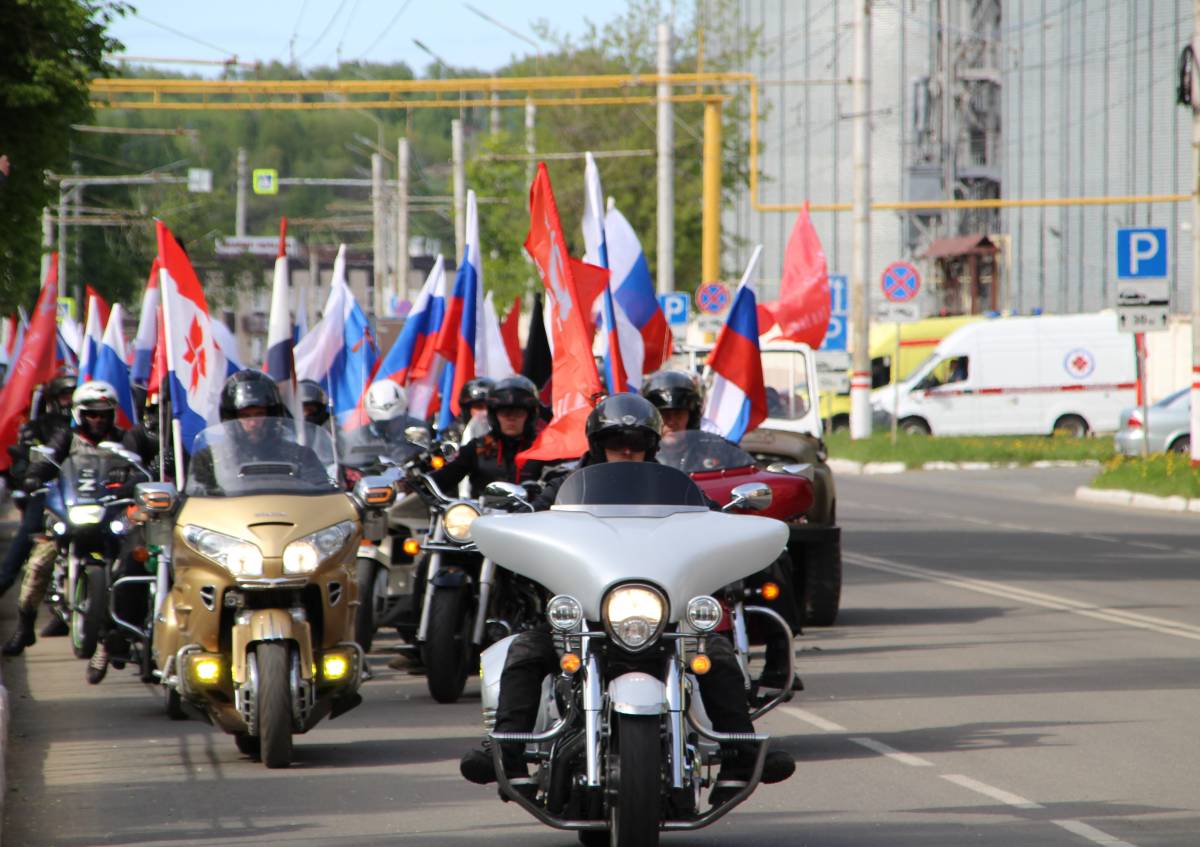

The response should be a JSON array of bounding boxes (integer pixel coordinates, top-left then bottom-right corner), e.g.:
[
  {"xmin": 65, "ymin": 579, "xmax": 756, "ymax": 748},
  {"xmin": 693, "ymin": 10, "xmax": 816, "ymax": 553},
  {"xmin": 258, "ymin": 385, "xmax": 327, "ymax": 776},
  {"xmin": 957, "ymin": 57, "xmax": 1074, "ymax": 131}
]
[
  {"xmin": 658, "ymin": 292, "xmax": 690, "ymax": 337},
  {"xmin": 820, "ymin": 273, "xmax": 849, "ymax": 352},
  {"xmin": 815, "ymin": 349, "xmax": 851, "ymax": 394},
  {"xmin": 187, "ymin": 168, "xmax": 213, "ymax": 193},
  {"xmin": 879, "ymin": 261, "xmax": 922, "ymax": 443},
  {"xmin": 1115, "ymin": 226, "xmax": 1170, "ymax": 455},
  {"xmin": 252, "ymin": 168, "xmax": 279, "ymax": 195}
]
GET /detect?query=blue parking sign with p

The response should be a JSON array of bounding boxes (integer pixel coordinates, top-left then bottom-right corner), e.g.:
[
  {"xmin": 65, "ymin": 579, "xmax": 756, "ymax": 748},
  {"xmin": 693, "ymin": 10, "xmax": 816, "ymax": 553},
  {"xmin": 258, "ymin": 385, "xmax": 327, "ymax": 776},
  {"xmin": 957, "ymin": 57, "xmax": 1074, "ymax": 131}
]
[
  {"xmin": 1116, "ymin": 227, "xmax": 1168, "ymax": 279},
  {"xmin": 820, "ymin": 274, "xmax": 848, "ymax": 351},
  {"xmin": 659, "ymin": 292, "xmax": 689, "ymax": 326}
]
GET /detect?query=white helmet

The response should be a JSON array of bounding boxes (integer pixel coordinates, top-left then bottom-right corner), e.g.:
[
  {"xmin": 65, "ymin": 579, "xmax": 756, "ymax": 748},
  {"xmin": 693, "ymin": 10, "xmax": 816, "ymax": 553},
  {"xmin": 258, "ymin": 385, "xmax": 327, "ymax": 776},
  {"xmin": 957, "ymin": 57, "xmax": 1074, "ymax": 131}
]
[
  {"xmin": 364, "ymin": 380, "xmax": 408, "ymax": 424},
  {"xmin": 71, "ymin": 381, "xmax": 119, "ymax": 427}
]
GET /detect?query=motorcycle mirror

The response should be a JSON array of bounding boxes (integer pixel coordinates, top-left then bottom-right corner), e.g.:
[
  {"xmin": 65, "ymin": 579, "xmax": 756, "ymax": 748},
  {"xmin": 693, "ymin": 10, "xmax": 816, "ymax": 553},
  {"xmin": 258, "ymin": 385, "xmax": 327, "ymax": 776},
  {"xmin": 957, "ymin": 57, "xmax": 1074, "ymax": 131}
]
[
  {"xmin": 484, "ymin": 481, "xmax": 526, "ymax": 500},
  {"xmin": 404, "ymin": 426, "xmax": 431, "ymax": 449},
  {"xmin": 723, "ymin": 482, "xmax": 773, "ymax": 513},
  {"xmin": 438, "ymin": 441, "xmax": 459, "ymax": 463},
  {"xmin": 354, "ymin": 475, "xmax": 397, "ymax": 510},
  {"xmin": 135, "ymin": 482, "xmax": 178, "ymax": 514}
]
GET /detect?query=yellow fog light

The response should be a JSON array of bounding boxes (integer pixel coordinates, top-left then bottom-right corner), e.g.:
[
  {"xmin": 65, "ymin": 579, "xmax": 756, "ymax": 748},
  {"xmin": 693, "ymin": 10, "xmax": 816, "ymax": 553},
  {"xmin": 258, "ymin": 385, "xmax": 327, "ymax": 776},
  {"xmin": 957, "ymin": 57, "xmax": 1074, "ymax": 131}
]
[
  {"xmin": 322, "ymin": 654, "xmax": 350, "ymax": 680},
  {"xmin": 192, "ymin": 657, "xmax": 222, "ymax": 684}
]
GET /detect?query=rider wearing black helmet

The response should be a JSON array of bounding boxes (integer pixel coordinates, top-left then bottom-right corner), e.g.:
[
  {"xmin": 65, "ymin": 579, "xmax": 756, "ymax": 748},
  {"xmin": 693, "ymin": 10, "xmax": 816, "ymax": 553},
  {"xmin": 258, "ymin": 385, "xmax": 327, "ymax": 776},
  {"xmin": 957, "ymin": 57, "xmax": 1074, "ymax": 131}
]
[
  {"xmin": 297, "ymin": 379, "xmax": 330, "ymax": 427},
  {"xmin": 641, "ymin": 368, "xmax": 703, "ymax": 436},
  {"xmin": 430, "ymin": 375, "xmax": 545, "ymax": 497},
  {"xmin": 189, "ymin": 370, "xmax": 329, "ymax": 493},
  {"xmin": 460, "ymin": 393, "xmax": 795, "ymax": 802}
]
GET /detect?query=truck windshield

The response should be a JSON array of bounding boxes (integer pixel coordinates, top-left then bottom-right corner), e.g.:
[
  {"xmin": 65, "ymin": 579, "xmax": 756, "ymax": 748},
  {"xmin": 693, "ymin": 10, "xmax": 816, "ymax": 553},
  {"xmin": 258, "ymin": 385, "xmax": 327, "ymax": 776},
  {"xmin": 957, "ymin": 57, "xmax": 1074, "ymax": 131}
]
[{"xmin": 760, "ymin": 349, "xmax": 814, "ymax": 420}]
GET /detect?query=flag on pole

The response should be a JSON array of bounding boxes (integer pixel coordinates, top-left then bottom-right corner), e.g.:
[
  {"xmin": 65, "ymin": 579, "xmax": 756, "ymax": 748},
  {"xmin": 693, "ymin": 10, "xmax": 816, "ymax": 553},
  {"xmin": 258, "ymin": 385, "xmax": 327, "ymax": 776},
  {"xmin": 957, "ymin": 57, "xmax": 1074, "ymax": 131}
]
[
  {"xmin": 499, "ymin": 295, "xmax": 522, "ymax": 373},
  {"xmin": 378, "ymin": 254, "xmax": 447, "ymax": 386},
  {"xmin": 85, "ymin": 285, "xmax": 110, "ymax": 331},
  {"xmin": 702, "ymin": 245, "xmax": 768, "ymax": 443},
  {"xmin": 521, "ymin": 294, "xmax": 552, "ymax": 397},
  {"xmin": 760, "ymin": 203, "xmax": 830, "ymax": 345},
  {"xmin": 0, "ymin": 257, "xmax": 61, "ymax": 470},
  {"xmin": 94, "ymin": 304, "xmax": 137, "ymax": 429},
  {"xmin": 581, "ymin": 152, "xmax": 628, "ymax": 394},
  {"xmin": 264, "ymin": 218, "xmax": 299, "ymax": 418},
  {"xmin": 79, "ymin": 292, "xmax": 105, "ymax": 381},
  {"xmin": 517, "ymin": 163, "xmax": 608, "ymax": 467},
  {"xmin": 602, "ymin": 204, "xmax": 671, "ymax": 379},
  {"xmin": 132, "ymin": 259, "xmax": 161, "ymax": 385},
  {"xmin": 481, "ymin": 291, "xmax": 515, "ymax": 382},
  {"xmin": 3, "ymin": 309, "xmax": 29, "ymax": 387}
]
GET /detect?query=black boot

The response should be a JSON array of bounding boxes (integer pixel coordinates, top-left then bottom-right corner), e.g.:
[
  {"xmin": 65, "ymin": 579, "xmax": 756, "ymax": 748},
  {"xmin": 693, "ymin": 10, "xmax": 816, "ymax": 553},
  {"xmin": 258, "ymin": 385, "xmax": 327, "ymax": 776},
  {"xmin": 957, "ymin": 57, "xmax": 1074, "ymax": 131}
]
[
  {"xmin": 2, "ymin": 608, "xmax": 38, "ymax": 656},
  {"xmin": 709, "ymin": 747, "xmax": 795, "ymax": 806},
  {"xmin": 40, "ymin": 616, "xmax": 68, "ymax": 637}
]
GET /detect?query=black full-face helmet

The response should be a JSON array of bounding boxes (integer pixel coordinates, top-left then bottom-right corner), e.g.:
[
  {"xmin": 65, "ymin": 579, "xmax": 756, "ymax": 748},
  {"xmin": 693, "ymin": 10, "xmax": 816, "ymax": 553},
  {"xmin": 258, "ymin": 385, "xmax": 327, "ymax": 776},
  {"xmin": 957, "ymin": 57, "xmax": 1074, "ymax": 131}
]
[
  {"xmin": 458, "ymin": 377, "xmax": 495, "ymax": 422},
  {"xmin": 641, "ymin": 369, "xmax": 703, "ymax": 430},
  {"xmin": 486, "ymin": 375, "xmax": 540, "ymax": 438},
  {"xmin": 298, "ymin": 379, "xmax": 330, "ymax": 426},
  {"xmin": 584, "ymin": 393, "xmax": 664, "ymax": 461},
  {"xmin": 218, "ymin": 369, "xmax": 284, "ymax": 422},
  {"xmin": 47, "ymin": 373, "xmax": 79, "ymax": 414}
]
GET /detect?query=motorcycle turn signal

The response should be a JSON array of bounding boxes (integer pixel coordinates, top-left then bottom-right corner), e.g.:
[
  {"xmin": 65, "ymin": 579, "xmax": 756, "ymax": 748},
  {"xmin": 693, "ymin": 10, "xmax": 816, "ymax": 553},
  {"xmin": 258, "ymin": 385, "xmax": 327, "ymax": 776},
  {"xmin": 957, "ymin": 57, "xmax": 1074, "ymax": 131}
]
[
  {"xmin": 690, "ymin": 654, "xmax": 712, "ymax": 675},
  {"xmin": 559, "ymin": 653, "xmax": 582, "ymax": 674}
]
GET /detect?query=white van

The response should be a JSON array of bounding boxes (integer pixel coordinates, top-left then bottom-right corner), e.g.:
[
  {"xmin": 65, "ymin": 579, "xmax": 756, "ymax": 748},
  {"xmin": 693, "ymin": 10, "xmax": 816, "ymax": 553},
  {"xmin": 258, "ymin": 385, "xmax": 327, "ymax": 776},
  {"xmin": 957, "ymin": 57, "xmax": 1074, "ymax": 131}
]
[{"xmin": 871, "ymin": 313, "xmax": 1136, "ymax": 437}]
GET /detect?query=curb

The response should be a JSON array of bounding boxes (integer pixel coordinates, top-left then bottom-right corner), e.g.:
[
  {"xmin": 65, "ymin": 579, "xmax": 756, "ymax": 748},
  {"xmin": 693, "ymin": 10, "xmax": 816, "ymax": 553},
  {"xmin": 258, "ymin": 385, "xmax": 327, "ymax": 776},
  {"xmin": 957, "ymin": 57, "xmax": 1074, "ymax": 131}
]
[
  {"xmin": 1075, "ymin": 485, "xmax": 1199, "ymax": 513},
  {"xmin": 828, "ymin": 458, "xmax": 1101, "ymax": 476}
]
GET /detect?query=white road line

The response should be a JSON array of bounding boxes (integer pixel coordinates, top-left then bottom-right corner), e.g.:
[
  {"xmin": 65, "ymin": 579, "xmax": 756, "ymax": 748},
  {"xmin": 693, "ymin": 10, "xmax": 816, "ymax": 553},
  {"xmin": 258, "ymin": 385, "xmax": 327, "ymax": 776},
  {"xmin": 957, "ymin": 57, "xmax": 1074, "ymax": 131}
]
[
  {"xmin": 1080, "ymin": 534, "xmax": 1119, "ymax": 543},
  {"xmin": 1054, "ymin": 819, "xmax": 1139, "ymax": 847},
  {"xmin": 1126, "ymin": 541, "xmax": 1175, "ymax": 552},
  {"xmin": 940, "ymin": 774, "xmax": 1043, "ymax": 809},
  {"xmin": 849, "ymin": 736, "xmax": 933, "ymax": 767},
  {"xmin": 845, "ymin": 551, "xmax": 1200, "ymax": 642},
  {"xmin": 780, "ymin": 706, "xmax": 846, "ymax": 733}
]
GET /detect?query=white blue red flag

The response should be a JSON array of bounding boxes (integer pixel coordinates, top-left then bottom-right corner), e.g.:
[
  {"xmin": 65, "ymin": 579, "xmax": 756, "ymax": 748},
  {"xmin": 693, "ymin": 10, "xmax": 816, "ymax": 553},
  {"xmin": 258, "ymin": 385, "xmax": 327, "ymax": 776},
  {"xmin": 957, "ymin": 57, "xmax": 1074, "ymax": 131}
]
[
  {"xmin": 264, "ymin": 218, "xmax": 298, "ymax": 418},
  {"xmin": 377, "ymin": 254, "xmax": 446, "ymax": 386},
  {"xmin": 94, "ymin": 304, "xmax": 137, "ymax": 429},
  {"xmin": 294, "ymin": 244, "xmax": 378, "ymax": 427},
  {"xmin": 79, "ymin": 293, "xmax": 104, "ymax": 382},
  {"xmin": 131, "ymin": 259, "xmax": 160, "ymax": 386},
  {"xmin": 702, "ymin": 245, "xmax": 768, "ymax": 443},
  {"xmin": 157, "ymin": 221, "xmax": 229, "ymax": 457},
  {"xmin": 481, "ymin": 291, "xmax": 515, "ymax": 381},
  {"xmin": 581, "ymin": 152, "xmax": 628, "ymax": 394}
]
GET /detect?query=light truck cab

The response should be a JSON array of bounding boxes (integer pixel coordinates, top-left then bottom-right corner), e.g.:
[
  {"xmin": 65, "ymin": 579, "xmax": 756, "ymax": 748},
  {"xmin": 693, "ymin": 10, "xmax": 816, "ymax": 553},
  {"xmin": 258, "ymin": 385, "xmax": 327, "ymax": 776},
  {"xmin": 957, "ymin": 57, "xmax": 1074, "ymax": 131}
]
[{"xmin": 872, "ymin": 313, "xmax": 1136, "ymax": 437}]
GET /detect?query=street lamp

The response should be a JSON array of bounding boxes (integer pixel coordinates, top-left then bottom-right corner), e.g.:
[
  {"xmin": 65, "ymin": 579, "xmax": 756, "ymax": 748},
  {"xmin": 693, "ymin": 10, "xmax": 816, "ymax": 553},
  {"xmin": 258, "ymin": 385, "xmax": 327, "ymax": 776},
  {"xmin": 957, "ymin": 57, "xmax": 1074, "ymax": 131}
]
[{"xmin": 412, "ymin": 38, "xmax": 452, "ymax": 77}]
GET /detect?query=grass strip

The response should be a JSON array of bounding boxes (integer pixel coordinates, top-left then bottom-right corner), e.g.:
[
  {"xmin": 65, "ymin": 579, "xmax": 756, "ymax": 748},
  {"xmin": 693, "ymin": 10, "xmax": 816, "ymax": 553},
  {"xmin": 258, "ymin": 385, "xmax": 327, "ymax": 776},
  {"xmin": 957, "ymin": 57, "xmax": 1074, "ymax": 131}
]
[
  {"xmin": 1089, "ymin": 453, "xmax": 1200, "ymax": 498},
  {"xmin": 825, "ymin": 432, "xmax": 1115, "ymax": 468}
]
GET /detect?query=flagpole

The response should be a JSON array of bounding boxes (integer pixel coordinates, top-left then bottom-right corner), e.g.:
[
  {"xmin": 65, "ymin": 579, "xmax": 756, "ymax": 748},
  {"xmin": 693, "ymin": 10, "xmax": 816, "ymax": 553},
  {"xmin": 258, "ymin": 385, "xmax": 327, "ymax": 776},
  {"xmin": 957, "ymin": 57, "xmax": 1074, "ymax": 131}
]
[{"xmin": 156, "ymin": 257, "xmax": 187, "ymax": 488}]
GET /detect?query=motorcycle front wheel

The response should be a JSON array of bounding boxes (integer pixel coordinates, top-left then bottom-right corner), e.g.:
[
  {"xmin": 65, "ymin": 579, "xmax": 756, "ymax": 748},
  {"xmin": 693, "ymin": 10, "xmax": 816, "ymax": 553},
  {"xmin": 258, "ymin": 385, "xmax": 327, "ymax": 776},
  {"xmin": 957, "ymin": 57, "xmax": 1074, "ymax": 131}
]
[
  {"xmin": 422, "ymin": 587, "xmax": 471, "ymax": 703},
  {"xmin": 256, "ymin": 642, "xmax": 294, "ymax": 768},
  {"xmin": 71, "ymin": 566, "xmax": 106, "ymax": 660},
  {"xmin": 610, "ymin": 713, "xmax": 660, "ymax": 846},
  {"xmin": 355, "ymin": 558, "xmax": 381, "ymax": 653}
]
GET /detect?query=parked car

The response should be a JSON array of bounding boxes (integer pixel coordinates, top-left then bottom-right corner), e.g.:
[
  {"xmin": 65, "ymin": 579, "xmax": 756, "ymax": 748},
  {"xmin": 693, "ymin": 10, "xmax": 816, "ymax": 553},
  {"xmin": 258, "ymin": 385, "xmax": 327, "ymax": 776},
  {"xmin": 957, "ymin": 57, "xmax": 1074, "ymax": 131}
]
[
  {"xmin": 871, "ymin": 313, "xmax": 1136, "ymax": 437},
  {"xmin": 1114, "ymin": 388, "xmax": 1191, "ymax": 456}
]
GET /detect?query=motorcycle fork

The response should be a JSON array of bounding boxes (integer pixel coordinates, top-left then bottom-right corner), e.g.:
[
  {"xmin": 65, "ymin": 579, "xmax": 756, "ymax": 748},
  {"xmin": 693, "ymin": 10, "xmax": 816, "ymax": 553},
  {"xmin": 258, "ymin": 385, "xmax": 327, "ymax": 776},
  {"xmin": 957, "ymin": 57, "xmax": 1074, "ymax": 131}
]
[
  {"xmin": 415, "ymin": 518, "xmax": 445, "ymax": 643},
  {"xmin": 666, "ymin": 644, "xmax": 686, "ymax": 790},
  {"xmin": 471, "ymin": 557, "xmax": 496, "ymax": 646},
  {"xmin": 66, "ymin": 543, "xmax": 80, "ymax": 613},
  {"xmin": 731, "ymin": 602, "xmax": 753, "ymax": 688},
  {"xmin": 583, "ymin": 639, "xmax": 603, "ymax": 787}
]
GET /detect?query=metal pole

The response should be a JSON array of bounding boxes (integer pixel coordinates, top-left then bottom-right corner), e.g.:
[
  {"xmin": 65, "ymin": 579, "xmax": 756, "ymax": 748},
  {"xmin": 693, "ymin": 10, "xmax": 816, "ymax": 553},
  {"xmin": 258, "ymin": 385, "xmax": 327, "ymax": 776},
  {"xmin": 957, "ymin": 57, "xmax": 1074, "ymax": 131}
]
[
  {"xmin": 940, "ymin": 0, "xmax": 954, "ymax": 237},
  {"xmin": 1191, "ymin": 0, "xmax": 1200, "ymax": 465},
  {"xmin": 308, "ymin": 241, "xmax": 320, "ymax": 317},
  {"xmin": 41, "ymin": 207, "xmax": 53, "ymax": 284},
  {"xmin": 1137, "ymin": 333, "xmax": 1150, "ymax": 457},
  {"xmin": 397, "ymin": 136, "xmax": 410, "ymax": 304},
  {"xmin": 236, "ymin": 147, "xmax": 247, "ymax": 237},
  {"xmin": 371, "ymin": 152, "xmax": 384, "ymax": 322},
  {"xmin": 892, "ymin": 322, "xmax": 900, "ymax": 444},
  {"xmin": 490, "ymin": 88, "xmax": 501, "ymax": 137},
  {"xmin": 656, "ymin": 21, "xmax": 675, "ymax": 295},
  {"xmin": 701, "ymin": 99, "xmax": 721, "ymax": 284},
  {"xmin": 525, "ymin": 97, "xmax": 536, "ymax": 187},
  {"xmin": 849, "ymin": 0, "xmax": 873, "ymax": 440},
  {"xmin": 452, "ymin": 118, "xmax": 466, "ymax": 262},
  {"xmin": 57, "ymin": 187, "xmax": 68, "ymax": 301}
]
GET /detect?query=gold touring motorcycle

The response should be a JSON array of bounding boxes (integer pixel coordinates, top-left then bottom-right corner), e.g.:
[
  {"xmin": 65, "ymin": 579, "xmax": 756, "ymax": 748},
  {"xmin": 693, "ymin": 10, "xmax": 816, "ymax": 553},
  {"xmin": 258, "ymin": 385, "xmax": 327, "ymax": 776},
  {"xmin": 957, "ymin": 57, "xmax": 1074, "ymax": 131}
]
[{"xmin": 141, "ymin": 419, "xmax": 396, "ymax": 768}]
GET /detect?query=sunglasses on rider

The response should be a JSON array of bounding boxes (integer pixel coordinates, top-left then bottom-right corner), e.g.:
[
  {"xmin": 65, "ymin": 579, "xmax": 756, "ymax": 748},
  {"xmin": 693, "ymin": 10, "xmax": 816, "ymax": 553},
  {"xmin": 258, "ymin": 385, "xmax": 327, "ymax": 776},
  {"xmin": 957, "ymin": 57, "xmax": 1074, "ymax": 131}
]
[{"xmin": 80, "ymin": 409, "xmax": 110, "ymax": 419}]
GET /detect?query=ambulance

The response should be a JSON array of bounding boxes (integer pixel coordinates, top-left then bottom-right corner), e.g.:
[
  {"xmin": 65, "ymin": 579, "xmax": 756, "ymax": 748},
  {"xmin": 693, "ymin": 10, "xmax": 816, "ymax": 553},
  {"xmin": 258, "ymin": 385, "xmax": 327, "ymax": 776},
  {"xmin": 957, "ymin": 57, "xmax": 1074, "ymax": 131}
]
[
  {"xmin": 871, "ymin": 313, "xmax": 1136, "ymax": 437},
  {"xmin": 819, "ymin": 315, "xmax": 983, "ymax": 430}
]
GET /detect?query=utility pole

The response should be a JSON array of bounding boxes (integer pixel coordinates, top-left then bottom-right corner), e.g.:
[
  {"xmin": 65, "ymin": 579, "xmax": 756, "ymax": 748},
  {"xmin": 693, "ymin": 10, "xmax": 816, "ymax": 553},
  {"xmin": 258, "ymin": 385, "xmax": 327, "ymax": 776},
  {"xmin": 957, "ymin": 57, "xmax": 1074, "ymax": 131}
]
[
  {"xmin": 371, "ymin": 152, "xmax": 384, "ymax": 322},
  {"xmin": 490, "ymin": 89, "xmax": 501, "ymax": 137},
  {"xmin": 452, "ymin": 118, "xmax": 466, "ymax": 261},
  {"xmin": 849, "ymin": 0, "xmax": 873, "ymax": 440},
  {"xmin": 656, "ymin": 20, "xmax": 675, "ymax": 295},
  {"xmin": 397, "ymin": 136, "xmax": 410, "ymax": 305},
  {"xmin": 235, "ymin": 147, "xmax": 247, "ymax": 237},
  {"xmin": 1191, "ymin": 0, "xmax": 1200, "ymax": 465},
  {"xmin": 308, "ymin": 241, "xmax": 320, "ymax": 316},
  {"xmin": 57, "ymin": 187, "xmax": 68, "ymax": 301},
  {"xmin": 940, "ymin": 0, "xmax": 955, "ymax": 237},
  {"xmin": 525, "ymin": 97, "xmax": 536, "ymax": 186},
  {"xmin": 41, "ymin": 208, "xmax": 53, "ymax": 284}
]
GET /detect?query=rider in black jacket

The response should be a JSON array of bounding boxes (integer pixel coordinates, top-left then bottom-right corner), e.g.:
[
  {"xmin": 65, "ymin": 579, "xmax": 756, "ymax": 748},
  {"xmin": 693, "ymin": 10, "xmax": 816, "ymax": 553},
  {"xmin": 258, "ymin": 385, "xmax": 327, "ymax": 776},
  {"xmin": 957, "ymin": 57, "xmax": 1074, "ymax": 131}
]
[
  {"xmin": 459, "ymin": 394, "xmax": 796, "ymax": 805},
  {"xmin": 431, "ymin": 375, "xmax": 545, "ymax": 497}
]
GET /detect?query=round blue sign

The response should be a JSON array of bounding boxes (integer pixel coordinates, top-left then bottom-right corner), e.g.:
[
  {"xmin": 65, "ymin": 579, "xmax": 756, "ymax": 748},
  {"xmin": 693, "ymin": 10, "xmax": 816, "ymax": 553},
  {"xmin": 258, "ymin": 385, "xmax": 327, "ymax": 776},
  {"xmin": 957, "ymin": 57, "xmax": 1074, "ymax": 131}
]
[{"xmin": 880, "ymin": 262, "xmax": 921, "ymax": 303}]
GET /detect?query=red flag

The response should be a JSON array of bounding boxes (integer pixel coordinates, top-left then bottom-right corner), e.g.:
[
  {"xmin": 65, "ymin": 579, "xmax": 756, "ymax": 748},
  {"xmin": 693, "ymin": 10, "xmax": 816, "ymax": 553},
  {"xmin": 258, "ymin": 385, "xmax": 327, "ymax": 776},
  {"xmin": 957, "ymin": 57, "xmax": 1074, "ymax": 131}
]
[
  {"xmin": 85, "ymin": 284, "xmax": 111, "ymax": 330},
  {"xmin": 762, "ymin": 203, "xmax": 830, "ymax": 345},
  {"xmin": 0, "ymin": 257, "xmax": 62, "ymax": 471},
  {"xmin": 148, "ymin": 304, "xmax": 167, "ymax": 396},
  {"xmin": 517, "ymin": 164, "xmax": 606, "ymax": 468},
  {"xmin": 500, "ymin": 295, "xmax": 522, "ymax": 373}
]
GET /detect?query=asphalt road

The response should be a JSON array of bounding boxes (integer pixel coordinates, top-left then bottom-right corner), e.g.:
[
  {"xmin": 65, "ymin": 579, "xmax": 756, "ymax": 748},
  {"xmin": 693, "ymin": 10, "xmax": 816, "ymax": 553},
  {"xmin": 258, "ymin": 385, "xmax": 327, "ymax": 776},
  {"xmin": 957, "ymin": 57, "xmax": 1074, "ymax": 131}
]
[{"xmin": 2, "ymin": 467, "xmax": 1197, "ymax": 846}]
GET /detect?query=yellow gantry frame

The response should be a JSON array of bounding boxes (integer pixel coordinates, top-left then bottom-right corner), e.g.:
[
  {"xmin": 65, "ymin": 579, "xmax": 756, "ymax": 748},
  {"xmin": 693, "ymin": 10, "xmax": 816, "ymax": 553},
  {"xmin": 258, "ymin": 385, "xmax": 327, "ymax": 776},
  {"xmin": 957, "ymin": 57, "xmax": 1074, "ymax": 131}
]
[{"xmin": 91, "ymin": 73, "xmax": 1189, "ymax": 284}]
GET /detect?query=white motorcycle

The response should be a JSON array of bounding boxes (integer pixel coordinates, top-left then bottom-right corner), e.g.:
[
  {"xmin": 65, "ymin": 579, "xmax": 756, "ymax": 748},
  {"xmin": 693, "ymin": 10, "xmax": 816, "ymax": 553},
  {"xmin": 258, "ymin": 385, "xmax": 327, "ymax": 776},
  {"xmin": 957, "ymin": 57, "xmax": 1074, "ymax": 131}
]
[{"xmin": 471, "ymin": 461, "xmax": 795, "ymax": 846}]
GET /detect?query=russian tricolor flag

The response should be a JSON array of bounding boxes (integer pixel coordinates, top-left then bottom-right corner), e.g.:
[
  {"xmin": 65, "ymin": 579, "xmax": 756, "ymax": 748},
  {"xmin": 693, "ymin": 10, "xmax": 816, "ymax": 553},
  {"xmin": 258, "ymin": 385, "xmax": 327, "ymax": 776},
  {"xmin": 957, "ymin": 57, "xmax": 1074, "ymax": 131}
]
[
  {"xmin": 702, "ymin": 246, "xmax": 768, "ymax": 443},
  {"xmin": 94, "ymin": 304, "xmax": 137, "ymax": 429},
  {"xmin": 264, "ymin": 218, "xmax": 298, "ymax": 417},
  {"xmin": 434, "ymin": 190, "xmax": 487, "ymax": 430},
  {"xmin": 131, "ymin": 260, "xmax": 160, "ymax": 386},
  {"xmin": 581, "ymin": 152, "xmax": 627, "ymax": 394},
  {"xmin": 78, "ymin": 293, "xmax": 105, "ymax": 382},
  {"xmin": 377, "ymin": 254, "xmax": 449, "ymax": 421}
]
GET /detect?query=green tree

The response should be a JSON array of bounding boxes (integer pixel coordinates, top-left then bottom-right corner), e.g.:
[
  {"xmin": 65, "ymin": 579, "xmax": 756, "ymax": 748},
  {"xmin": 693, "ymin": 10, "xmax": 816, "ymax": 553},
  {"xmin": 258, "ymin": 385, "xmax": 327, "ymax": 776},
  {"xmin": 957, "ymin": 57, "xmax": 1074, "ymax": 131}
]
[{"xmin": 0, "ymin": 0, "xmax": 127, "ymax": 312}]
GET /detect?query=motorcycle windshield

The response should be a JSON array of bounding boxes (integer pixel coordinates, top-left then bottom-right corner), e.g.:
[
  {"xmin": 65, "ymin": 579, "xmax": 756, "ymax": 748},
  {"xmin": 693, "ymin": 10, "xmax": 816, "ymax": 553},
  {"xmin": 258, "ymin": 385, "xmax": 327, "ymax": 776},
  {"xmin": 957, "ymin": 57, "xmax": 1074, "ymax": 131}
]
[
  {"xmin": 185, "ymin": 419, "xmax": 339, "ymax": 497},
  {"xmin": 60, "ymin": 453, "xmax": 134, "ymax": 506},
  {"xmin": 656, "ymin": 430, "xmax": 756, "ymax": 474},
  {"xmin": 337, "ymin": 422, "xmax": 424, "ymax": 471},
  {"xmin": 553, "ymin": 461, "xmax": 709, "ymax": 511}
]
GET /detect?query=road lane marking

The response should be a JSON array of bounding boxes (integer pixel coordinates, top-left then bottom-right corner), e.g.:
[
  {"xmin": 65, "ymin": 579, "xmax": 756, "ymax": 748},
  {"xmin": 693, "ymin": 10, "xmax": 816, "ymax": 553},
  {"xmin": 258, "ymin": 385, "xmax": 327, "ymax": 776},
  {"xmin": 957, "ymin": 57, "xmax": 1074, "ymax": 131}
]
[
  {"xmin": 1126, "ymin": 541, "xmax": 1174, "ymax": 552},
  {"xmin": 940, "ymin": 773, "xmax": 1043, "ymax": 809},
  {"xmin": 1081, "ymin": 534, "xmax": 1119, "ymax": 543},
  {"xmin": 1054, "ymin": 819, "xmax": 1139, "ymax": 847},
  {"xmin": 849, "ymin": 736, "xmax": 933, "ymax": 767},
  {"xmin": 845, "ymin": 551, "xmax": 1200, "ymax": 642},
  {"xmin": 780, "ymin": 706, "xmax": 846, "ymax": 732}
]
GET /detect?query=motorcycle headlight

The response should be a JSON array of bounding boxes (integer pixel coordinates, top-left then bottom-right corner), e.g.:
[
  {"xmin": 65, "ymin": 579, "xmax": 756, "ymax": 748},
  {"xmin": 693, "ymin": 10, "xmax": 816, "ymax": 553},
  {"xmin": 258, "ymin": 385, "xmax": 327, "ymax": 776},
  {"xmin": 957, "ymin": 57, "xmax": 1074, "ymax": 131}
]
[
  {"xmin": 685, "ymin": 595, "xmax": 723, "ymax": 632},
  {"xmin": 603, "ymin": 583, "xmax": 666, "ymax": 652},
  {"xmin": 282, "ymin": 520, "xmax": 355, "ymax": 574},
  {"xmin": 182, "ymin": 525, "xmax": 263, "ymax": 577},
  {"xmin": 443, "ymin": 502, "xmax": 481, "ymax": 542},
  {"xmin": 68, "ymin": 504, "xmax": 104, "ymax": 525},
  {"xmin": 546, "ymin": 594, "xmax": 584, "ymax": 632}
]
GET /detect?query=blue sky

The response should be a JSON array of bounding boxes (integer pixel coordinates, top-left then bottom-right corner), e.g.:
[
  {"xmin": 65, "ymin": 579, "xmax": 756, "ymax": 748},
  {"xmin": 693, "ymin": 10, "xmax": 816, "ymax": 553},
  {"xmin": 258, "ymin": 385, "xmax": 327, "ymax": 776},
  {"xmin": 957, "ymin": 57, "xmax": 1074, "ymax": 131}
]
[{"xmin": 107, "ymin": 1, "xmax": 632, "ymax": 77}]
